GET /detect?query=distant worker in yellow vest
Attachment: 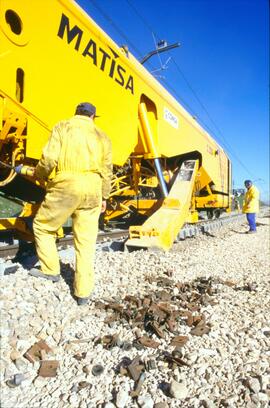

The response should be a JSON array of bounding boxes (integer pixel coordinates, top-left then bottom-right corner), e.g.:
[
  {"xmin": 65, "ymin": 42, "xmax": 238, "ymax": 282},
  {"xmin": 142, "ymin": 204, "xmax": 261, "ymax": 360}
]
[
  {"xmin": 17, "ymin": 102, "xmax": 112, "ymax": 305},
  {"xmin": 242, "ymin": 180, "xmax": 259, "ymax": 234}
]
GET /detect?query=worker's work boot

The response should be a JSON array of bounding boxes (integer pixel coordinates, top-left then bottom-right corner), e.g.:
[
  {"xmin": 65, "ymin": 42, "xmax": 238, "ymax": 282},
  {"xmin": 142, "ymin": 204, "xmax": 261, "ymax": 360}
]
[
  {"xmin": 77, "ymin": 297, "xmax": 89, "ymax": 306},
  {"xmin": 29, "ymin": 268, "xmax": 60, "ymax": 282}
]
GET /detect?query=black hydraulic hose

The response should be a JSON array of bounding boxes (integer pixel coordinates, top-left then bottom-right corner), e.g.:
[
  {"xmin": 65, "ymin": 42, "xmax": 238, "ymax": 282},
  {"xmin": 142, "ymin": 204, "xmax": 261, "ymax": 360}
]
[{"xmin": 154, "ymin": 158, "xmax": 168, "ymax": 198}]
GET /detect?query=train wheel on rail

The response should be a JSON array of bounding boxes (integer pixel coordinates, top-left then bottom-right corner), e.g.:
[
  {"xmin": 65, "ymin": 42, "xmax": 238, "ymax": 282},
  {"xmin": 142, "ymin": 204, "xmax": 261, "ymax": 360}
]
[
  {"xmin": 207, "ymin": 210, "xmax": 214, "ymax": 219},
  {"xmin": 214, "ymin": 209, "xmax": 221, "ymax": 219}
]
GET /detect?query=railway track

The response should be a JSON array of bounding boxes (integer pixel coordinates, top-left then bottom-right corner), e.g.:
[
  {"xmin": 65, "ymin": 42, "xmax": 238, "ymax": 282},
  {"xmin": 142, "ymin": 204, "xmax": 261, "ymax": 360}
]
[
  {"xmin": 0, "ymin": 229, "xmax": 129, "ymax": 259},
  {"xmin": 0, "ymin": 212, "xmax": 246, "ymax": 259},
  {"xmin": 177, "ymin": 212, "xmax": 246, "ymax": 239}
]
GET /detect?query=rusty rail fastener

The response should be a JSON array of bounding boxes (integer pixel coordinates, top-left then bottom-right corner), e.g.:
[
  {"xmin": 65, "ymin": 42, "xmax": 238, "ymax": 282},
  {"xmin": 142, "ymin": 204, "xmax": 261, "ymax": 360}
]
[{"xmin": 130, "ymin": 372, "xmax": 146, "ymax": 398}]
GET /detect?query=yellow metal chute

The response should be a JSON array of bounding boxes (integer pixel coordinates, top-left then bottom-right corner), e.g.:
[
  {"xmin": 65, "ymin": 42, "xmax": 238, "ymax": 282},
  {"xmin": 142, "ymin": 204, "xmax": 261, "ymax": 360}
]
[{"xmin": 126, "ymin": 160, "xmax": 199, "ymax": 251}]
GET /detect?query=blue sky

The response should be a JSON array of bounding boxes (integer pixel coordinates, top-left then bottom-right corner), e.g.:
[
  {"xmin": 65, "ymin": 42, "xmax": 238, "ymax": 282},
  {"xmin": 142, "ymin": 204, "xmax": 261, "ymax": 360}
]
[{"xmin": 77, "ymin": 0, "xmax": 269, "ymax": 201}]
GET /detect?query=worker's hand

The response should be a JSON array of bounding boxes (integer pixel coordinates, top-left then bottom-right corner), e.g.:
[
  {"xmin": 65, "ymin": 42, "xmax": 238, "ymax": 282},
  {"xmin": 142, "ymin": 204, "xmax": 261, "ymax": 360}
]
[
  {"xmin": 101, "ymin": 200, "xmax": 107, "ymax": 213},
  {"xmin": 14, "ymin": 164, "xmax": 23, "ymax": 174}
]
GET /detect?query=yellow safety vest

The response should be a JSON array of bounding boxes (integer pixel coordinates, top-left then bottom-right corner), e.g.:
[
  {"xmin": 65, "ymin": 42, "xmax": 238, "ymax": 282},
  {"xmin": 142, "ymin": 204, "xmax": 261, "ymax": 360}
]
[{"xmin": 242, "ymin": 185, "xmax": 259, "ymax": 213}]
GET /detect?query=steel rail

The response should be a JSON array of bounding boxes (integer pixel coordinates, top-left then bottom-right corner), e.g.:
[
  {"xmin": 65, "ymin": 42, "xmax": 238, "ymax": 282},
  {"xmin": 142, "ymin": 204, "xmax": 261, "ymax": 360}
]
[
  {"xmin": 177, "ymin": 212, "xmax": 246, "ymax": 240},
  {"xmin": 0, "ymin": 212, "xmax": 246, "ymax": 259},
  {"xmin": 0, "ymin": 213, "xmax": 247, "ymax": 259},
  {"xmin": 0, "ymin": 209, "xmax": 268, "ymax": 260},
  {"xmin": 0, "ymin": 229, "xmax": 129, "ymax": 259}
]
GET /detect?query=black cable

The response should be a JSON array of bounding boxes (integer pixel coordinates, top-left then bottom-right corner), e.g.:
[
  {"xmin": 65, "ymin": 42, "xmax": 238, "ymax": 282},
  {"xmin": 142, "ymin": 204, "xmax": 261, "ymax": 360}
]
[
  {"xmin": 89, "ymin": 0, "xmax": 144, "ymax": 60},
  {"xmin": 171, "ymin": 58, "xmax": 257, "ymax": 178},
  {"xmin": 125, "ymin": 0, "xmax": 259, "ymax": 180},
  {"xmin": 125, "ymin": 0, "xmax": 159, "ymax": 38},
  {"xmin": 91, "ymin": 0, "xmax": 259, "ymax": 180}
]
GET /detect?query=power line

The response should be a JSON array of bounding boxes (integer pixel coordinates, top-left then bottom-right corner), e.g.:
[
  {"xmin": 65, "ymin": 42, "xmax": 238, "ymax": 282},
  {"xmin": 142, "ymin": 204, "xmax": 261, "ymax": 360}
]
[
  {"xmin": 170, "ymin": 58, "xmax": 257, "ymax": 178},
  {"xmin": 125, "ymin": 0, "xmax": 156, "ymax": 36},
  {"xmin": 124, "ymin": 2, "xmax": 227, "ymax": 133},
  {"xmin": 124, "ymin": 0, "xmax": 260, "ymax": 180},
  {"xmin": 92, "ymin": 0, "xmax": 203, "ymax": 119},
  {"xmin": 89, "ymin": 0, "xmax": 143, "ymax": 60},
  {"xmin": 90, "ymin": 1, "xmax": 202, "ymax": 128},
  {"xmin": 91, "ymin": 0, "xmax": 261, "ymax": 182},
  {"xmin": 89, "ymin": 0, "xmax": 159, "ymax": 74}
]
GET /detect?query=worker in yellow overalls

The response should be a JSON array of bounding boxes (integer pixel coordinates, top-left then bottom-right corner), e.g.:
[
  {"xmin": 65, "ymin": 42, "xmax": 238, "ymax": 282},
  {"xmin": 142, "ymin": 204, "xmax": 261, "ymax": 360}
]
[
  {"xmin": 17, "ymin": 103, "xmax": 112, "ymax": 305},
  {"xmin": 242, "ymin": 180, "xmax": 259, "ymax": 234}
]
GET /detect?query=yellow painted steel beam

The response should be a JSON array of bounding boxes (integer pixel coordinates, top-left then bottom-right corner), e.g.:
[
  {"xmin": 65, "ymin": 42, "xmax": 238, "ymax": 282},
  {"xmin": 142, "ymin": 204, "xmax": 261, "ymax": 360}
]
[
  {"xmin": 105, "ymin": 198, "xmax": 159, "ymax": 220},
  {"xmin": 138, "ymin": 102, "xmax": 159, "ymax": 159},
  {"xmin": 195, "ymin": 194, "xmax": 230, "ymax": 208}
]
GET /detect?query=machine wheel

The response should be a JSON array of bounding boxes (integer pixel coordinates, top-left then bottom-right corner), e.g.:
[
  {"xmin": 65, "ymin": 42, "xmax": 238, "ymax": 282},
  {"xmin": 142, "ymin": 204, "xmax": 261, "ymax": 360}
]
[
  {"xmin": 207, "ymin": 210, "xmax": 214, "ymax": 219},
  {"xmin": 214, "ymin": 209, "xmax": 221, "ymax": 219}
]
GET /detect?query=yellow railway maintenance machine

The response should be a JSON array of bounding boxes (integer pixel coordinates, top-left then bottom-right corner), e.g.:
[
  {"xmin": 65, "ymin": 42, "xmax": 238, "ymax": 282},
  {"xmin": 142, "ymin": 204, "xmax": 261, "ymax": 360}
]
[{"xmin": 0, "ymin": 0, "xmax": 231, "ymax": 250}]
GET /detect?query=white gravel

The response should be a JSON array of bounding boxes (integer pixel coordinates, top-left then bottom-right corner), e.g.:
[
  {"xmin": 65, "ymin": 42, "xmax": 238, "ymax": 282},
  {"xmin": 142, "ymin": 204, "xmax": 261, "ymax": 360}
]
[{"xmin": 0, "ymin": 210, "xmax": 269, "ymax": 408}]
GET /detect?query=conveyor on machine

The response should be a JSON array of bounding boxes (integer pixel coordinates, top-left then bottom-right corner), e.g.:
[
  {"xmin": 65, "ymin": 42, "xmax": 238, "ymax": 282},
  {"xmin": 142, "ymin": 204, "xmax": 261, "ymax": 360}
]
[{"xmin": 125, "ymin": 160, "xmax": 198, "ymax": 251}]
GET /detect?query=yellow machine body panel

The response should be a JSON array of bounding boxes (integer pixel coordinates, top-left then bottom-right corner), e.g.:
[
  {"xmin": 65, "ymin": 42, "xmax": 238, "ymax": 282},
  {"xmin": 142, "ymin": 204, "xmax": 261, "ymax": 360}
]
[{"xmin": 0, "ymin": 0, "xmax": 231, "ymax": 247}]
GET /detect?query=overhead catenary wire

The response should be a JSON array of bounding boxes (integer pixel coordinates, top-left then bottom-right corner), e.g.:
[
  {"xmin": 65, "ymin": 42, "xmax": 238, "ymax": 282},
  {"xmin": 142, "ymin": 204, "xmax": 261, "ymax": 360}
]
[
  {"xmin": 125, "ymin": 0, "xmax": 262, "ymax": 182},
  {"xmin": 128, "ymin": 0, "xmax": 262, "ymax": 181},
  {"xmin": 89, "ymin": 0, "xmax": 143, "ymax": 60},
  {"xmin": 91, "ymin": 0, "xmax": 262, "ymax": 183},
  {"xmin": 170, "ymin": 58, "xmax": 258, "ymax": 179},
  {"xmin": 90, "ymin": 1, "xmax": 208, "ymax": 122}
]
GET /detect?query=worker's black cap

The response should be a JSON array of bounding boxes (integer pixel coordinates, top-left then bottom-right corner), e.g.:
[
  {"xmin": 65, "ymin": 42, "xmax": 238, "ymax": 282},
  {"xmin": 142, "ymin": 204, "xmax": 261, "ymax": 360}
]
[
  {"xmin": 244, "ymin": 180, "xmax": 252, "ymax": 187},
  {"xmin": 75, "ymin": 102, "xmax": 99, "ymax": 117}
]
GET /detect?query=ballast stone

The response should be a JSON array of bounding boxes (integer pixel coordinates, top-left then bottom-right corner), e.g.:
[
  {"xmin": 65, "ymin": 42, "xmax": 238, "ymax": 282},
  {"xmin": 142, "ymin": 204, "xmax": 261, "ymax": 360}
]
[
  {"xmin": 247, "ymin": 377, "xmax": 261, "ymax": 394},
  {"xmin": 169, "ymin": 379, "xmax": 188, "ymax": 399},
  {"xmin": 137, "ymin": 394, "xmax": 154, "ymax": 408},
  {"xmin": 115, "ymin": 389, "xmax": 129, "ymax": 408}
]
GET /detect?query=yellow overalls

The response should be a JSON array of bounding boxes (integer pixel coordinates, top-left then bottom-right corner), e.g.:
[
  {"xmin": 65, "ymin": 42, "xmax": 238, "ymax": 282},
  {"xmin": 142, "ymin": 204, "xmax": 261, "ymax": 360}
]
[{"xmin": 33, "ymin": 115, "xmax": 112, "ymax": 298}]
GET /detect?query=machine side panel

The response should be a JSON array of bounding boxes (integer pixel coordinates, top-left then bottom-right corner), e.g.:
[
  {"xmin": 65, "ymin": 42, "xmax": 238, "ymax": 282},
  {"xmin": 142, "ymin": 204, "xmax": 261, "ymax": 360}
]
[{"xmin": 0, "ymin": 0, "xmax": 229, "ymax": 179}]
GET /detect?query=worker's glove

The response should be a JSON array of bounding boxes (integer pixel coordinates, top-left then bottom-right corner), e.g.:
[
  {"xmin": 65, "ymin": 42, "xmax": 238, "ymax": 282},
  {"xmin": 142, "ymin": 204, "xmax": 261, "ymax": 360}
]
[{"xmin": 14, "ymin": 164, "xmax": 23, "ymax": 174}]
